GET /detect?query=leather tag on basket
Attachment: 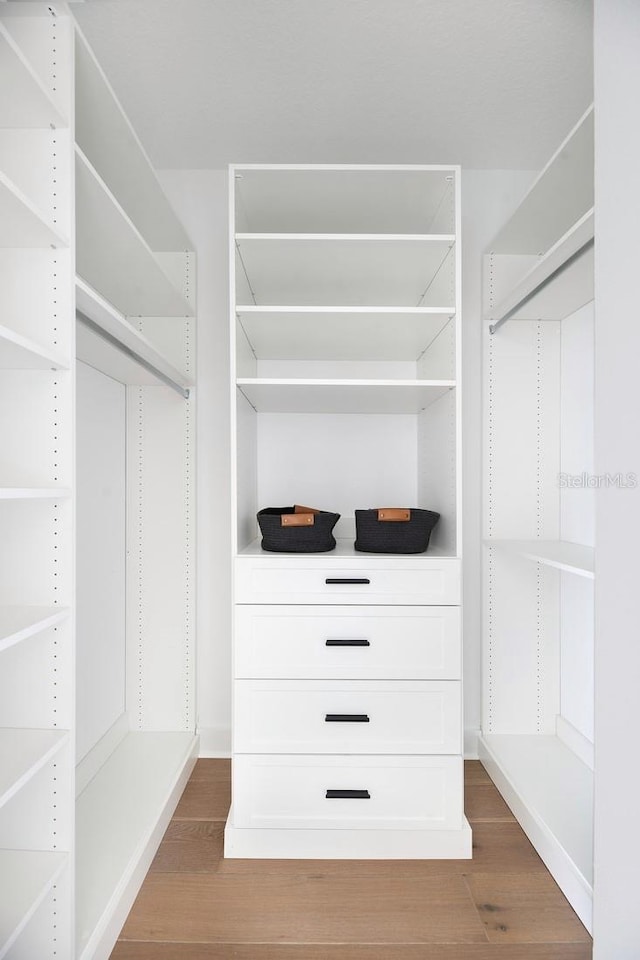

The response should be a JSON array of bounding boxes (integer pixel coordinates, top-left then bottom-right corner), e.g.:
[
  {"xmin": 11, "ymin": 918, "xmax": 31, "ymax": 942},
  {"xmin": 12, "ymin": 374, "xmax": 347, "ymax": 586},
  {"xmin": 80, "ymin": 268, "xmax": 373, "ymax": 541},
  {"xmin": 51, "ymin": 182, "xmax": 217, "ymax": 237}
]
[
  {"xmin": 377, "ymin": 508, "xmax": 411, "ymax": 522},
  {"xmin": 282, "ymin": 512, "xmax": 315, "ymax": 526}
]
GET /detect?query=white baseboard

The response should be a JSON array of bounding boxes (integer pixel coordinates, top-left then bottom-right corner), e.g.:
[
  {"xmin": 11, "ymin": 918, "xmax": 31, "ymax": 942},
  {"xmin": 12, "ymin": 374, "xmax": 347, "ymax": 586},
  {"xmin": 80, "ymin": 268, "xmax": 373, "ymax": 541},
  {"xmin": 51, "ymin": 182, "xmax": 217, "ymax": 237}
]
[{"xmin": 198, "ymin": 725, "xmax": 231, "ymax": 757}]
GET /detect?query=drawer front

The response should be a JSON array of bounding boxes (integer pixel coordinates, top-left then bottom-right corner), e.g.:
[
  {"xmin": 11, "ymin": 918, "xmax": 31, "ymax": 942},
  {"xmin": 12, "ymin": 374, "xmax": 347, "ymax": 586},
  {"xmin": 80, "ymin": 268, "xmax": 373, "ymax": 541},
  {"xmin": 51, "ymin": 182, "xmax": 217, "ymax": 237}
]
[
  {"xmin": 232, "ymin": 754, "xmax": 463, "ymax": 830},
  {"xmin": 235, "ymin": 557, "xmax": 460, "ymax": 605},
  {"xmin": 234, "ymin": 605, "xmax": 461, "ymax": 680},
  {"xmin": 234, "ymin": 680, "xmax": 461, "ymax": 754}
]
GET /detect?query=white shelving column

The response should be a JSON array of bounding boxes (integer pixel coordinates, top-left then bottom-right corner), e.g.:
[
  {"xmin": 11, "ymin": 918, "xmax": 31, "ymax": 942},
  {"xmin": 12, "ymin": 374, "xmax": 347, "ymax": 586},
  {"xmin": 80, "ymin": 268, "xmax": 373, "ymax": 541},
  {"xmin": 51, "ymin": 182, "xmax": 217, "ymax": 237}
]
[{"xmin": 0, "ymin": 4, "xmax": 75, "ymax": 958}]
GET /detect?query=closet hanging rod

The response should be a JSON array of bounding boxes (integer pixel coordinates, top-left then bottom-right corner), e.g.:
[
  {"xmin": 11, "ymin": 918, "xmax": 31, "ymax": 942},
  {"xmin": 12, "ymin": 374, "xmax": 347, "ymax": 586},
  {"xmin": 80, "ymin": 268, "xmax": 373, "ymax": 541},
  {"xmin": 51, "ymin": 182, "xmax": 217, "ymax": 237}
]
[
  {"xmin": 76, "ymin": 309, "xmax": 190, "ymax": 399},
  {"xmin": 488, "ymin": 237, "xmax": 594, "ymax": 334}
]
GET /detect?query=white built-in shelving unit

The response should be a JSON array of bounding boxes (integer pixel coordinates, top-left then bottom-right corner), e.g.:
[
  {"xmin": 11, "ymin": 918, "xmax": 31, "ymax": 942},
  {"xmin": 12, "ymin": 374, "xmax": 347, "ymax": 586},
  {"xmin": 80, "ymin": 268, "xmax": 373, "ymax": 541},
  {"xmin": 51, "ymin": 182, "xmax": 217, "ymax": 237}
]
[
  {"xmin": 481, "ymin": 105, "xmax": 595, "ymax": 931},
  {"xmin": 0, "ymin": 4, "xmax": 197, "ymax": 958}
]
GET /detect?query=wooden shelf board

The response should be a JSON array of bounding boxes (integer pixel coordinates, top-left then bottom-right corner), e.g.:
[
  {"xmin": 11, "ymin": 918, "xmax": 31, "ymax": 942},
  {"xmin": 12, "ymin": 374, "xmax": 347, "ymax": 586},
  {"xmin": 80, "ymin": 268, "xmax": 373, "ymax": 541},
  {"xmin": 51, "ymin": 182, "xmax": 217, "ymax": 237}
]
[
  {"xmin": 237, "ymin": 379, "xmax": 455, "ymax": 414},
  {"xmin": 76, "ymin": 278, "xmax": 192, "ymax": 390},
  {"xmin": 236, "ymin": 235, "xmax": 455, "ymax": 308},
  {"xmin": 0, "ymin": 487, "xmax": 70, "ymax": 501},
  {"xmin": 75, "ymin": 147, "xmax": 193, "ymax": 319},
  {"xmin": 76, "ymin": 731, "xmax": 197, "ymax": 960},
  {"xmin": 233, "ymin": 166, "xmax": 456, "ymax": 233},
  {"xmin": 485, "ymin": 539, "xmax": 594, "ymax": 578},
  {"xmin": 487, "ymin": 209, "xmax": 594, "ymax": 325},
  {"xmin": 0, "ymin": 728, "xmax": 69, "ymax": 811},
  {"xmin": 479, "ymin": 733, "xmax": 593, "ymax": 926},
  {"xmin": 0, "ymin": 849, "xmax": 67, "ymax": 958},
  {"xmin": 238, "ymin": 537, "xmax": 458, "ymax": 560},
  {"xmin": 0, "ymin": 606, "xmax": 68, "ymax": 654},
  {"xmin": 74, "ymin": 33, "xmax": 190, "ymax": 252},
  {"xmin": 0, "ymin": 169, "xmax": 68, "ymax": 249},
  {"xmin": 0, "ymin": 323, "xmax": 68, "ymax": 371},
  {"xmin": 0, "ymin": 22, "xmax": 66, "ymax": 129},
  {"xmin": 236, "ymin": 306, "xmax": 455, "ymax": 361}
]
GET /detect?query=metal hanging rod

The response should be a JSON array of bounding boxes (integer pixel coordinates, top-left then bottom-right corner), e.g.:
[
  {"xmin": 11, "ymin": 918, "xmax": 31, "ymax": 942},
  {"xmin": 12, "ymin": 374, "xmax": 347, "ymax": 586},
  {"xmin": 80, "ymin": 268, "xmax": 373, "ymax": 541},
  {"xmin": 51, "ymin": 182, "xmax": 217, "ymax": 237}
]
[
  {"xmin": 76, "ymin": 309, "xmax": 190, "ymax": 399},
  {"xmin": 489, "ymin": 236, "xmax": 594, "ymax": 335}
]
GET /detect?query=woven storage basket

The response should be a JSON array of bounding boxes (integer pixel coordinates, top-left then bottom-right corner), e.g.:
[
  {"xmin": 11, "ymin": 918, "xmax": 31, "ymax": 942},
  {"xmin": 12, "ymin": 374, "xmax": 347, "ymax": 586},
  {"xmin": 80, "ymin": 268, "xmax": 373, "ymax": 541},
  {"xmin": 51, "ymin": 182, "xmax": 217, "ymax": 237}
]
[
  {"xmin": 354, "ymin": 507, "xmax": 440, "ymax": 554},
  {"xmin": 257, "ymin": 505, "xmax": 340, "ymax": 553}
]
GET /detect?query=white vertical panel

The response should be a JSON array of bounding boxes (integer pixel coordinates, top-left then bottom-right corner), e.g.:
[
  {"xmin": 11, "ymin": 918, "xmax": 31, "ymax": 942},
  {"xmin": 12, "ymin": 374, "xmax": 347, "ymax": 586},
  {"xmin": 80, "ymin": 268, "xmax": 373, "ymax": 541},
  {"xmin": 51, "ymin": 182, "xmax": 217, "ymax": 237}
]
[
  {"xmin": 236, "ymin": 390, "xmax": 258, "ymax": 551},
  {"xmin": 418, "ymin": 391, "xmax": 456, "ymax": 552},
  {"xmin": 560, "ymin": 573, "xmax": 594, "ymax": 742},
  {"xmin": 75, "ymin": 362, "xmax": 126, "ymax": 763}
]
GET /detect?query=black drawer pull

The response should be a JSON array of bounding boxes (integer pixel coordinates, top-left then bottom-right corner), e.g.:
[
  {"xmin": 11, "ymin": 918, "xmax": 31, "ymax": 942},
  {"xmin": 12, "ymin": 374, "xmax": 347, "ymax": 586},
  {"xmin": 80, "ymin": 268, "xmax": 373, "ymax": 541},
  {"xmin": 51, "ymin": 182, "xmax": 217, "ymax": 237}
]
[
  {"xmin": 325, "ymin": 638, "xmax": 370, "ymax": 647},
  {"xmin": 325, "ymin": 578, "xmax": 370, "ymax": 585},
  {"xmin": 326, "ymin": 789, "xmax": 370, "ymax": 800},
  {"xmin": 325, "ymin": 713, "xmax": 370, "ymax": 723}
]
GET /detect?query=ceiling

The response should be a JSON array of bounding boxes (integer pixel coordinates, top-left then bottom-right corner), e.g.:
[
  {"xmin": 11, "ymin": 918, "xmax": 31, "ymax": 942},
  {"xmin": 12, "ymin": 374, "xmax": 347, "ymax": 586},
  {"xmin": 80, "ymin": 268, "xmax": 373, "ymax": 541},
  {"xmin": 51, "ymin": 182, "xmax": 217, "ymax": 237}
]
[{"xmin": 72, "ymin": 0, "xmax": 593, "ymax": 171}]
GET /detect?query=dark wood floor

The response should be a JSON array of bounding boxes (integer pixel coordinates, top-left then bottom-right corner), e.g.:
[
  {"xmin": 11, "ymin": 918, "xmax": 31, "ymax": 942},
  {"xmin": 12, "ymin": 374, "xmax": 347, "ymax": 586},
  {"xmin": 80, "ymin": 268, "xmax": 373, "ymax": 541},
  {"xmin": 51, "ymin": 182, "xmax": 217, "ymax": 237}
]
[{"xmin": 110, "ymin": 759, "xmax": 592, "ymax": 960}]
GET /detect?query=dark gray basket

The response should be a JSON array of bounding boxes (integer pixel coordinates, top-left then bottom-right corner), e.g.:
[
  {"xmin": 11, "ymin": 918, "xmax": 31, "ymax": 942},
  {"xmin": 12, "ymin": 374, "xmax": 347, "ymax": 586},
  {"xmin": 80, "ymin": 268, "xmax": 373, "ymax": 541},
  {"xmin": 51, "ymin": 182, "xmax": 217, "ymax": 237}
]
[
  {"xmin": 354, "ymin": 507, "xmax": 440, "ymax": 554},
  {"xmin": 257, "ymin": 506, "xmax": 340, "ymax": 553}
]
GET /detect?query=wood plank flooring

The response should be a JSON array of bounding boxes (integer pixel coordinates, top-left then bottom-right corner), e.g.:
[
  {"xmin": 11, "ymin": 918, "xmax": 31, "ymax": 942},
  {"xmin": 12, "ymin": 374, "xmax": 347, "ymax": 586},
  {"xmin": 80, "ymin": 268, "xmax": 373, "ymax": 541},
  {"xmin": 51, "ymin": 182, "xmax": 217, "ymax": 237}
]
[{"xmin": 110, "ymin": 759, "xmax": 592, "ymax": 960}]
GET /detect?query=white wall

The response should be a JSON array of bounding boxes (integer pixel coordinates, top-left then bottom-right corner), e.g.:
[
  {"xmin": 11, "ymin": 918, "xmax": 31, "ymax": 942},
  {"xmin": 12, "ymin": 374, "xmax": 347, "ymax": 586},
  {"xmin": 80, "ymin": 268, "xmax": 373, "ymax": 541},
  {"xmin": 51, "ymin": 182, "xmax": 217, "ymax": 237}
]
[
  {"xmin": 593, "ymin": 1, "xmax": 640, "ymax": 955},
  {"xmin": 161, "ymin": 167, "xmax": 533, "ymax": 756}
]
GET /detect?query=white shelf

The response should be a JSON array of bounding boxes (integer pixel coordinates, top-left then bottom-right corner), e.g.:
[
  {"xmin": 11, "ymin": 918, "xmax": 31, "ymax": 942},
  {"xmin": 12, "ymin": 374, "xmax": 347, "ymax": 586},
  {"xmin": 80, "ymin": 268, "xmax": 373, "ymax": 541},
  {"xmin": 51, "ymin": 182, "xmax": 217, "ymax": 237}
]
[
  {"xmin": 74, "ymin": 32, "xmax": 190, "ymax": 252},
  {"xmin": 233, "ymin": 166, "xmax": 457, "ymax": 234},
  {"xmin": 236, "ymin": 306, "xmax": 455, "ymax": 361},
  {"xmin": 0, "ymin": 487, "xmax": 71, "ymax": 501},
  {"xmin": 0, "ymin": 606, "xmax": 68, "ymax": 654},
  {"xmin": 0, "ymin": 728, "xmax": 69, "ymax": 811},
  {"xmin": 487, "ymin": 209, "xmax": 594, "ymax": 325},
  {"xmin": 75, "ymin": 147, "xmax": 193, "ymax": 319},
  {"xmin": 0, "ymin": 168, "xmax": 68, "ymax": 249},
  {"xmin": 0, "ymin": 849, "xmax": 67, "ymax": 958},
  {"xmin": 0, "ymin": 22, "xmax": 66, "ymax": 129},
  {"xmin": 480, "ymin": 733, "xmax": 593, "ymax": 929},
  {"xmin": 485, "ymin": 539, "xmax": 594, "ymax": 578},
  {"xmin": 75, "ymin": 278, "xmax": 193, "ymax": 391},
  {"xmin": 0, "ymin": 323, "xmax": 68, "ymax": 371},
  {"xmin": 236, "ymin": 234, "xmax": 455, "ymax": 307},
  {"xmin": 236, "ymin": 378, "xmax": 454, "ymax": 414},
  {"xmin": 76, "ymin": 731, "xmax": 197, "ymax": 960},
  {"xmin": 239, "ymin": 537, "xmax": 457, "ymax": 559}
]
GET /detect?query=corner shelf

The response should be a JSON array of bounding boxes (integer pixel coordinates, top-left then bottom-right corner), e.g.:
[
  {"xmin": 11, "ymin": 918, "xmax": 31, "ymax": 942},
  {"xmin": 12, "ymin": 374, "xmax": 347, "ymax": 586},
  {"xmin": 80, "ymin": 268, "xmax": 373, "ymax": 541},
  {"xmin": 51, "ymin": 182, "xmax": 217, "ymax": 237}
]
[
  {"xmin": 75, "ymin": 147, "xmax": 193, "ymax": 319},
  {"xmin": 236, "ymin": 378, "xmax": 455, "ymax": 414},
  {"xmin": 0, "ymin": 22, "xmax": 67, "ymax": 129},
  {"xmin": 0, "ymin": 728, "xmax": 69, "ymax": 811},
  {"xmin": 0, "ymin": 850, "xmax": 67, "ymax": 958},
  {"xmin": 0, "ymin": 606, "xmax": 69, "ymax": 655},
  {"xmin": 0, "ymin": 169, "xmax": 68, "ymax": 249},
  {"xmin": 485, "ymin": 539, "xmax": 594, "ymax": 578},
  {"xmin": 0, "ymin": 324, "xmax": 68, "ymax": 371},
  {"xmin": 236, "ymin": 305, "xmax": 455, "ymax": 361}
]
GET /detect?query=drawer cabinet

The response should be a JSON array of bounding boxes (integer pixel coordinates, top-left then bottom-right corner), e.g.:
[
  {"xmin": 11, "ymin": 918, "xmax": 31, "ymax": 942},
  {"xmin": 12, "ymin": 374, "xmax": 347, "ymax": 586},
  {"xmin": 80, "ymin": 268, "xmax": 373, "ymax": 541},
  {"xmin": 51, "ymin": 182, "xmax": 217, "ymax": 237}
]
[
  {"xmin": 234, "ymin": 679, "xmax": 462, "ymax": 754},
  {"xmin": 234, "ymin": 605, "xmax": 461, "ymax": 680}
]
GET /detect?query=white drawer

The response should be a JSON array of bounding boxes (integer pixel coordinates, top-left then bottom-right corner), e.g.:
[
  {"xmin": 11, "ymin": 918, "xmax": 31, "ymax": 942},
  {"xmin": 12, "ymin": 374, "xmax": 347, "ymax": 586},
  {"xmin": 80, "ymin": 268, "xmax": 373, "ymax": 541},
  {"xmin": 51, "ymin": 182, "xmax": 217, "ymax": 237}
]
[
  {"xmin": 235, "ymin": 556, "xmax": 460, "ymax": 605},
  {"xmin": 234, "ymin": 605, "xmax": 461, "ymax": 680},
  {"xmin": 232, "ymin": 754, "xmax": 463, "ymax": 830},
  {"xmin": 234, "ymin": 679, "xmax": 461, "ymax": 754}
]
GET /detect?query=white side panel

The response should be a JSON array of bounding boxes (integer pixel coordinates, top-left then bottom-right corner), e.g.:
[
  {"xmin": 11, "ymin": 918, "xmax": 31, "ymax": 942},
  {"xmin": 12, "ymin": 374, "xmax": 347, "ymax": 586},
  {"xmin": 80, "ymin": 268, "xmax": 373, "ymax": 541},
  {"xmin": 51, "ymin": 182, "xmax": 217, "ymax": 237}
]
[
  {"xmin": 235, "ymin": 390, "xmax": 258, "ymax": 551},
  {"xmin": 0, "ymin": 250, "xmax": 72, "ymax": 358},
  {"xmin": 418, "ymin": 390, "xmax": 457, "ymax": 552},
  {"xmin": 0, "ymin": 626, "xmax": 72, "ymax": 730},
  {"xmin": 560, "ymin": 574, "xmax": 594, "ymax": 743},
  {"xmin": 75, "ymin": 362, "xmax": 126, "ymax": 763},
  {"xmin": 0, "ymin": 372, "xmax": 72, "ymax": 488}
]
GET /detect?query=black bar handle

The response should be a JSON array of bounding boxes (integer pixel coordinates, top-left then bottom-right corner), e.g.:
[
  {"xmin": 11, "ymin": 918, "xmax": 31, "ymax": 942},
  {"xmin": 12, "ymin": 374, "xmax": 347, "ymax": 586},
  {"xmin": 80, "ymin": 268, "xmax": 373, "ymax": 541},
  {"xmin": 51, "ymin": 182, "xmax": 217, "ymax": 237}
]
[
  {"xmin": 325, "ymin": 638, "xmax": 370, "ymax": 647},
  {"xmin": 325, "ymin": 789, "xmax": 370, "ymax": 800},
  {"xmin": 325, "ymin": 578, "xmax": 370, "ymax": 585},
  {"xmin": 325, "ymin": 713, "xmax": 370, "ymax": 723}
]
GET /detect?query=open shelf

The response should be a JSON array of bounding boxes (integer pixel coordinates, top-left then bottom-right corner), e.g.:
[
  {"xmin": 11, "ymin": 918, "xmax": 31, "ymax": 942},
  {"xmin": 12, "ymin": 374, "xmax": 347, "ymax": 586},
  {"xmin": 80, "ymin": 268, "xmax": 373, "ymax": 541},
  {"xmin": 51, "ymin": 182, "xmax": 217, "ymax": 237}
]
[
  {"xmin": 236, "ymin": 379, "xmax": 455, "ymax": 414},
  {"xmin": 485, "ymin": 539, "xmax": 594, "ymax": 578},
  {"xmin": 0, "ymin": 728, "xmax": 69, "ymax": 811},
  {"xmin": 239, "ymin": 537, "xmax": 457, "ymax": 559},
  {"xmin": 75, "ymin": 731, "xmax": 197, "ymax": 960},
  {"xmin": 236, "ymin": 306, "xmax": 455, "ymax": 361},
  {"xmin": 0, "ymin": 323, "xmax": 68, "ymax": 371},
  {"xmin": 0, "ymin": 487, "xmax": 71, "ymax": 501},
  {"xmin": 75, "ymin": 147, "xmax": 193, "ymax": 319},
  {"xmin": 0, "ymin": 849, "xmax": 67, "ymax": 958},
  {"xmin": 76, "ymin": 278, "xmax": 193, "ymax": 392},
  {"xmin": 0, "ymin": 169, "xmax": 68, "ymax": 249},
  {"xmin": 480, "ymin": 733, "xmax": 593, "ymax": 930},
  {"xmin": 0, "ymin": 22, "xmax": 66, "ymax": 130},
  {"xmin": 234, "ymin": 166, "xmax": 457, "ymax": 234},
  {"xmin": 75, "ymin": 32, "xmax": 190, "ymax": 252},
  {"xmin": 236, "ymin": 234, "xmax": 455, "ymax": 307},
  {"xmin": 0, "ymin": 607, "xmax": 68, "ymax": 655}
]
